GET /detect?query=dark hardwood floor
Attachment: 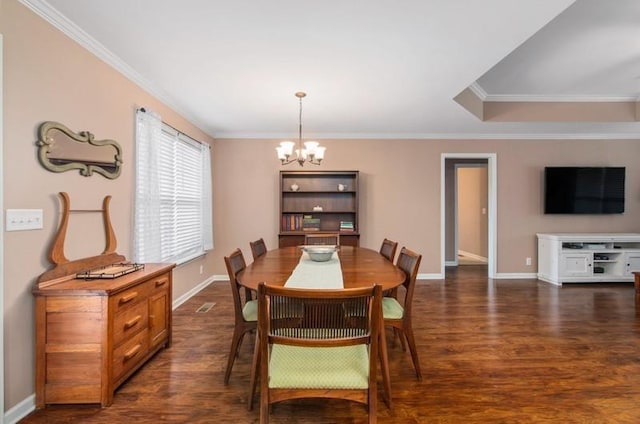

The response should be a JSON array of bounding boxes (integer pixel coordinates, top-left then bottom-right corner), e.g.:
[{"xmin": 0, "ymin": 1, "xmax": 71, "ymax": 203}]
[{"xmin": 21, "ymin": 266, "xmax": 640, "ymax": 423}]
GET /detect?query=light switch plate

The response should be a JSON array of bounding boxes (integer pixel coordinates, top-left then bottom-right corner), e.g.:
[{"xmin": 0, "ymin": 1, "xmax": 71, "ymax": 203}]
[{"xmin": 6, "ymin": 209, "xmax": 44, "ymax": 231}]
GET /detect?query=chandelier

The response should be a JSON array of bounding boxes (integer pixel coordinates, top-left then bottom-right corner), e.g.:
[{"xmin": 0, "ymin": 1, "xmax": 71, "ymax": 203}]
[{"xmin": 276, "ymin": 92, "xmax": 325, "ymax": 166}]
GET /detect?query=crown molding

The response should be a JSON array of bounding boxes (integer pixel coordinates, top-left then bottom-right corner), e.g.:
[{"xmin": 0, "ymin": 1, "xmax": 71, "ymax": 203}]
[
  {"xmin": 18, "ymin": 0, "xmax": 214, "ymax": 137},
  {"xmin": 470, "ymin": 82, "xmax": 637, "ymax": 103},
  {"xmin": 468, "ymin": 82, "xmax": 488, "ymax": 101},
  {"xmin": 484, "ymin": 94, "xmax": 638, "ymax": 103},
  {"xmin": 215, "ymin": 132, "xmax": 640, "ymax": 140}
]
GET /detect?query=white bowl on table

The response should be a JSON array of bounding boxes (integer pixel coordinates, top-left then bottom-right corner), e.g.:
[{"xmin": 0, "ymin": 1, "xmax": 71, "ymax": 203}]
[{"xmin": 302, "ymin": 245, "xmax": 338, "ymax": 262}]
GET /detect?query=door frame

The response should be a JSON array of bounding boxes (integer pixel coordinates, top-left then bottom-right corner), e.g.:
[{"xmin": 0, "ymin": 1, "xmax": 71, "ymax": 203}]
[
  {"xmin": 441, "ymin": 153, "xmax": 497, "ymax": 278},
  {"xmin": 1, "ymin": 33, "xmax": 6, "ymax": 423}
]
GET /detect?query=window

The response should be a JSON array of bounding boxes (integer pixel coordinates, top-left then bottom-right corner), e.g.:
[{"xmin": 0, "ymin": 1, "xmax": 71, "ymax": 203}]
[{"xmin": 134, "ymin": 109, "xmax": 213, "ymax": 264}]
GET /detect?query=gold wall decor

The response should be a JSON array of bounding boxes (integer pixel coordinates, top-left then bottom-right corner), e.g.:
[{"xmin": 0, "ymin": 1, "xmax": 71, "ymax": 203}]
[{"xmin": 36, "ymin": 121, "xmax": 122, "ymax": 179}]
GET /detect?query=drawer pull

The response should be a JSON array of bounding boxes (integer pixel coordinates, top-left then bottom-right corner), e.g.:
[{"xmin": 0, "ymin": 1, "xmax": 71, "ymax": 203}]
[
  {"xmin": 155, "ymin": 279, "xmax": 167, "ymax": 287},
  {"xmin": 123, "ymin": 344, "xmax": 142, "ymax": 361},
  {"xmin": 119, "ymin": 292, "xmax": 138, "ymax": 305},
  {"xmin": 124, "ymin": 315, "xmax": 142, "ymax": 330}
]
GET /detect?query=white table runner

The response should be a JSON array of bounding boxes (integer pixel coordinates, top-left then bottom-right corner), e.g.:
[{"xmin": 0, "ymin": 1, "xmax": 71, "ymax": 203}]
[{"xmin": 284, "ymin": 251, "xmax": 343, "ymax": 289}]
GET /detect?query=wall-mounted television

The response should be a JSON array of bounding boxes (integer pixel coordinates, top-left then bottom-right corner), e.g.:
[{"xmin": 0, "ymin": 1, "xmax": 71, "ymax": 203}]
[{"xmin": 544, "ymin": 167, "xmax": 625, "ymax": 214}]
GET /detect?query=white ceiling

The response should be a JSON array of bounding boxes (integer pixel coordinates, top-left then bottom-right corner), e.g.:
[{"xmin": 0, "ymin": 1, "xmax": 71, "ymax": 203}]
[{"xmin": 26, "ymin": 0, "xmax": 640, "ymax": 139}]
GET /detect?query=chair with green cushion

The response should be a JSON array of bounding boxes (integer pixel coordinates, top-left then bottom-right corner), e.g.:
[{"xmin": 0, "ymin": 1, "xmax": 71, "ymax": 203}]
[
  {"xmin": 250, "ymin": 238, "xmax": 267, "ymax": 261},
  {"xmin": 383, "ymin": 247, "xmax": 423, "ymax": 380},
  {"xmin": 223, "ymin": 248, "xmax": 258, "ymax": 385},
  {"xmin": 256, "ymin": 283, "xmax": 383, "ymax": 424}
]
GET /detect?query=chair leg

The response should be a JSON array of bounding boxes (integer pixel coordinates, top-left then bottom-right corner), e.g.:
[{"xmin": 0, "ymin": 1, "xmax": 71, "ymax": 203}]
[
  {"xmin": 403, "ymin": 325, "xmax": 422, "ymax": 381},
  {"xmin": 248, "ymin": 335, "xmax": 260, "ymax": 410},
  {"xmin": 397, "ymin": 327, "xmax": 407, "ymax": 352},
  {"xmin": 368, "ymin": 386, "xmax": 377, "ymax": 424},
  {"xmin": 378, "ymin": 322, "xmax": 392, "ymax": 409},
  {"xmin": 224, "ymin": 328, "xmax": 243, "ymax": 385},
  {"xmin": 260, "ymin": 391, "xmax": 269, "ymax": 424}
]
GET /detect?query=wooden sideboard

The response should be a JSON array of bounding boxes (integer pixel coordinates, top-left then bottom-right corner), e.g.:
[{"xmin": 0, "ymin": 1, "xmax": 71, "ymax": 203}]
[{"xmin": 33, "ymin": 263, "xmax": 175, "ymax": 407}]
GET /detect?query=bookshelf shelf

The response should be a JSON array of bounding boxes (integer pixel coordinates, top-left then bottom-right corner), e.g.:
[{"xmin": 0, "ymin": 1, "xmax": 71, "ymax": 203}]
[{"xmin": 279, "ymin": 170, "xmax": 359, "ymax": 247}]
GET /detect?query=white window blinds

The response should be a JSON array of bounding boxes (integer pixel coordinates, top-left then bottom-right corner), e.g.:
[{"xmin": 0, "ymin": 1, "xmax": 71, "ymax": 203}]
[{"xmin": 134, "ymin": 109, "xmax": 213, "ymax": 264}]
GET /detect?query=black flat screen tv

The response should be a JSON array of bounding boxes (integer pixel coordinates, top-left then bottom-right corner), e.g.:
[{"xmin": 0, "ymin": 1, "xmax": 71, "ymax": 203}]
[{"xmin": 544, "ymin": 167, "xmax": 625, "ymax": 214}]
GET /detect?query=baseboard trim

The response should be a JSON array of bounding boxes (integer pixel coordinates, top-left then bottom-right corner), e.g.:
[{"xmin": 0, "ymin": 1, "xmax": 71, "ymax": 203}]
[
  {"xmin": 493, "ymin": 272, "xmax": 538, "ymax": 279},
  {"xmin": 5, "ymin": 394, "xmax": 35, "ymax": 424},
  {"xmin": 212, "ymin": 274, "xmax": 229, "ymax": 282},
  {"xmin": 458, "ymin": 250, "xmax": 488, "ymax": 263},
  {"xmin": 418, "ymin": 273, "xmax": 444, "ymax": 280},
  {"xmin": 172, "ymin": 275, "xmax": 216, "ymax": 310}
]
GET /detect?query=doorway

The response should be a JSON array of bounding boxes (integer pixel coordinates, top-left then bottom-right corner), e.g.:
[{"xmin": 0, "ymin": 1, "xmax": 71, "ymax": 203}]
[
  {"xmin": 440, "ymin": 153, "xmax": 497, "ymax": 278},
  {"xmin": 456, "ymin": 164, "xmax": 488, "ymax": 266}
]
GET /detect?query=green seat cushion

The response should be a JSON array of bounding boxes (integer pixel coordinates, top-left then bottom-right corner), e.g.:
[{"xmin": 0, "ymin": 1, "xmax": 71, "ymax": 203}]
[
  {"xmin": 269, "ymin": 345, "xmax": 369, "ymax": 389},
  {"xmin": 382, "ymin": 297, "xmax": 404, "ymax": 319},
  {"xmin": 242, "ymin": 299, "xmax": 258, "ymax": 321}
]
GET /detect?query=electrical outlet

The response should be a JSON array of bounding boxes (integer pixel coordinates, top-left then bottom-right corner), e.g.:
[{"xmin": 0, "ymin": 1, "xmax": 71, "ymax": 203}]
[
  {"xmin": 199, "ymin": 265, "xmax": 204, "ymax": 275},
  {"xmin": 526, "ymin": 257, "xmax": 532, "ymax": 266}
]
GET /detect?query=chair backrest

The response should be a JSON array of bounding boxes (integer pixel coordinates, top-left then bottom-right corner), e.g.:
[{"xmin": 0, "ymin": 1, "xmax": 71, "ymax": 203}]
[
  {"xmin": 224, "ymin": 248, "xmax": 249, "ymax": 322},
  {"xmin": 395, "ymin": 247, "xmax": 422, "ymax": 317},
  {"xmin": 250, "ymin": 238, "xmax": 267, "ymax": 261},
  {"xmin": 258, "ymin": 283, "xmax": 381, "ymax": 347},
  {"xmin": 379, "ymin": 238, "xmax": 398, "ymax": 262},
  {"xmin": 304, "ymin": 233, "xmax": 340, "ymax": 246}
]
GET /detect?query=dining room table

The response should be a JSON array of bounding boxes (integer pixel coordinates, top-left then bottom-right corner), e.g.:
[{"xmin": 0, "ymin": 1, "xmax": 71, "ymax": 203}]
[
  {"xmin": 237, "ymin": 244, "xmax": 406, "ymax": 408},
  {"xmin": 236, "ymin": 245, "xmax": 406, "ymax": 291}
]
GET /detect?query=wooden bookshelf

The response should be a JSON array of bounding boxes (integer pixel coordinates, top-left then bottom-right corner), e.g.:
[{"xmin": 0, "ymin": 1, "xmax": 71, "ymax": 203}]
[{"xmin": 279, "ymin": 170, "xmax": 359, "ymax": 247}]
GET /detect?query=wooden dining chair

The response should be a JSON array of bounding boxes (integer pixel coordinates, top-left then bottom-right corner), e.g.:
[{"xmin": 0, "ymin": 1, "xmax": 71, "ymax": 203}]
[
  {"xmin": 304, "ymin": 232, "xmax": 340, "ymax": 246},
  {"xmin": 256, "ymin": 283, "xmax": 383, "ymax": 424},
  {"xmin": 250, "ymin": 238, "xmax": 267, "ymax": 261},
  {"xmin": 379, "ymin": 238, "xmax": 398, "ymax": 263},
  {"xmin": 223, "ymin": 248, "xmax": 258, "ymax": 385},
  {"xmin": 383, "ymin": 247, "xmax": 423, "ymax": 380}
]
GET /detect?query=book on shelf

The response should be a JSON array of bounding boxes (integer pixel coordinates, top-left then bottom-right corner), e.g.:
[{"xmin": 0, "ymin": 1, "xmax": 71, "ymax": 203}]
[
  {"xmin": 339, "ymin": 221, "xmax": 354, "ymax": 230},
  {"xmin": 302, "ymin": 215, "xmax": 320, "ymax": 231},
  {"xmin": 282, "ymin": 213, "xmax": 304, "ymax": 231}
]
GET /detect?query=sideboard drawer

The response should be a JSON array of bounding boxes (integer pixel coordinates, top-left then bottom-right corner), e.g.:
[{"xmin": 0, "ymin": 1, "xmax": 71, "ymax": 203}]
[
  {"xmin": 111, "ymin": 283, "xmax": 150, "ymax": 314},
  {"xmin": 112, "ymin": 328, "xmax": 149, "ymax": 381},
  {"xmin": 113, "ymin": 301, "xmax": 149, "ymax": 347},
  {"xmin": 149, "ymin": 275, "xmax": 170, "ymax": 292}
]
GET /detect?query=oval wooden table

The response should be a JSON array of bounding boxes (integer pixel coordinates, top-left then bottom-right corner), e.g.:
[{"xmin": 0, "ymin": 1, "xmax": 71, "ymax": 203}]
[
  {"xmin": 238, "ymin": 245, "xmax": 405, "ymax": 409},
  {"xmin": 237, "ymin": 245, "xmax": 406, "ymax": 291}
]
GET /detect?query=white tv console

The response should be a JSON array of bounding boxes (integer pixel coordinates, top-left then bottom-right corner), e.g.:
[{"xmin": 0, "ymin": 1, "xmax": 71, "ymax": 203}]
[{"xmin": 537, "ymin": 233, "xmax": 640, "ymax": 285}]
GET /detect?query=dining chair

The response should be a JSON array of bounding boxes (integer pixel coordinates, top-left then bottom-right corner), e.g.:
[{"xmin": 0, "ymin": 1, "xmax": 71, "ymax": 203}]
[
  {"xmin": 383, "ymin": 247, "xmax": 423, "ymax": 380},
  {"xmin": 304, "ymin": 232, "xmax": 340, "ymax": 246},
  {"xmin": 250, "ymin": 238, "xmax": 267, "ymax": 261},
  {"xmin": 255, "ymin": 283, "xmax": 383, "ymax": 424},
  {"xmin": 379, "ymin": 238, "xmax": 398, "ymax": 263},
  {"xmin": 223, "ymin": 248, "xmax": 258, "ymax": 385}
]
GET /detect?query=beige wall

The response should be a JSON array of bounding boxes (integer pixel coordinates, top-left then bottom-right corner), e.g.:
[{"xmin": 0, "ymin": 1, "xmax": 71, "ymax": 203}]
[
  {"xmin": 212, "ymin": 138, "xmax": 640, "ymax": 278},
  {"xmin": 457, "ymin": 166, "xmax": 488, "ymax": 258},
  {"xmin": 2, "ymin": 0, "xmax": 215, "ymax": 409},
  {"xmin": 4, "ymin": 0, "xmax": 640, "ymax": 415}
]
